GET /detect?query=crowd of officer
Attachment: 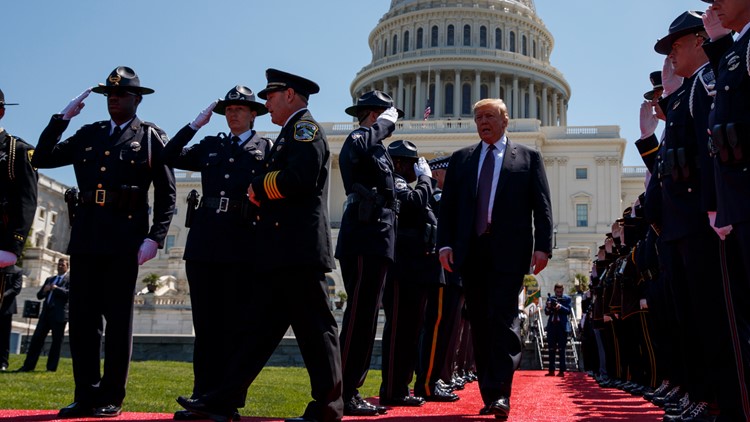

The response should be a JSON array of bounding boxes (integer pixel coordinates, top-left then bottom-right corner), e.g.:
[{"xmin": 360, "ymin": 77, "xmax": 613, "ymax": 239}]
[{"xmin": 580, "ymin": 2, "xmax": 750, "ymax": 421}]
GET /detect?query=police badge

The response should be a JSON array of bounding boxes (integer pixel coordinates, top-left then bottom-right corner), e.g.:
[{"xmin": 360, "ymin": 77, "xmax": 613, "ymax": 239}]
[{"xmin": 294, "ymin": 121, "xmax": 318, "ymax": 142}]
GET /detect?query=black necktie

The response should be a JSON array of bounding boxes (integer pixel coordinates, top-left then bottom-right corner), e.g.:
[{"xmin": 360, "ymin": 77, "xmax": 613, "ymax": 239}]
[
  {"xmin": 230, "ymin": 136, "xmax": 241, "ymax": 155},
  {"xmin": 111, "ymin": 125, "xmax": 122, "ymax": 141},
  {"xmin": 475, "ymin": 144, "xmax": 496, "ymax": 236}
]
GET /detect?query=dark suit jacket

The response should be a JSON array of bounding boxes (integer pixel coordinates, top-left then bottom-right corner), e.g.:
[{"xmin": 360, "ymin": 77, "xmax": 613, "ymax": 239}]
[
  {"xmin": 32, "ymin": 115, "xmax": 176, "ymax": 254},
  {"xmin": 436, "ymin": 139, "xmax": 553, "ymax": 275},
  {"xmin": 0, "ymin": 265, "xmax": 23, "ymax": 315},
  {"xmin": 37, "ymin": 273, "xmax": 70, "ymax": 323}
]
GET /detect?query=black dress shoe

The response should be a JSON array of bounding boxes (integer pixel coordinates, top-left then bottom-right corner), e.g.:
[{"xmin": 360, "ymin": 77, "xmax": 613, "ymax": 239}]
[
  {"xmin": 379, "ymin": 395, "xmax": 425, "ymax": 406},
  {"xmin": 436, "ymin": 379, "xmax": 455, "ymax": 392},
  {"xmin": 417, "ymin": 384, "xmax": 459, "ymax": 402},
  {"xmin": 343, "ymin": 396, "xmax": 380, "ymax": 416},
  {"xmin": 480, "ymin": 397, "xmax": 511, "ymax": 420},
  {"xmin": 175, "ymin": 408, "xmax": 241, "ymax": 421},
  {"xmin": 177, "ymin": 396, "xmax": 234, "ymax": 422},
  {"xmin": 58, "ymin": 402, "xmax": 95, "ymax": 418},
  {"xmin": 285, "ymin": 417, "xmax": 318, "ymax": 422},
  {"xmin": 94, "ymin": 404, "xmax": 122, "ymax": 417},
  {"xmin": 14, "ymin": 366, "xmax": 32, "ymax": 373}
]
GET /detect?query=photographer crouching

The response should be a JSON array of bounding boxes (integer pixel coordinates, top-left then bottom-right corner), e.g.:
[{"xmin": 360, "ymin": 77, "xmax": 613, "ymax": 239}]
[{"xmin": 544, "ymin": 284, "xmax": 572, "ymax": 377}]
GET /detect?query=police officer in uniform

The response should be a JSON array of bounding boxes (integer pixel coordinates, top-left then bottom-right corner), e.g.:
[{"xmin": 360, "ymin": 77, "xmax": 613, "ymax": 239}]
[
  {"xmin": 32, "ymin": 66, "xmax": 176, "ymax": 418},
  {"xmin": 178, "ymin": 69, "xmax": 342, "ymax": 422},
  {"xmin": 647, "ymin": 12, "xmax": 744, "ymax": 420},
  {"xmin": 379, "ymin": 140, "xmax": 440, "ymax": 407},
  {"xmin": 336, "ymin": 90, "xmax": 400, "ymax": 416},
  {"xmin": 163, "ymin": 86, "xmax": 271, "ymax": 421},
  {"xmin": 0, "ymin": 88, "xmax": 37, "ymax": 272}
]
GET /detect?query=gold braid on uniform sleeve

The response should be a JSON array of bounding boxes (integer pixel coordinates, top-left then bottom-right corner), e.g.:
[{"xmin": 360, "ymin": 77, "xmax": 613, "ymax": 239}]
[{"xmin": 263, "ymin": 171, "xmax": 284, "ymax": 200}]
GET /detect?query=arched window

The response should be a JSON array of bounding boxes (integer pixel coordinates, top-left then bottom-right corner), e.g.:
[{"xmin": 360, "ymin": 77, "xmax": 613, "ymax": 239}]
[
  {"xmin": 447, "ymin": 25, "xmax": 455, "ymax": 46},
  {"xmin": 445, "ymin": 83, "xmax": 454, "ymax": 115},
  {"xmin": 495, "ymin": 28, "xmax": 502, "ymax": 49},
  {"xmin": 463, "ymin": 24, "xmax": 471, "ymax": 46},
  {"xmin": 431, "ymin": 25, "xmax": 439, "ymax": 47},
  {"xmin": 480, "ymin": 84, "xmax": 489, "ymax": 100},
  {"xmin": 480, "ymin": 26, "xmax": 487, "ymax": 47},
  {"xmin": 392, "ymin": 34, "xmax": 398, "ymax": 55},
  {"xmin": 417, "ymin": 28, "xmax": 424, "ymax": 49},
  {"xmin": 461, "ymin": 83, "xmax": 472, "ymax": 115},
  {"xmin": 522, "ymin": 35, "xmax": 528, "ymax": 56},
  {"xmin": 509, "ymin": 31, "xmax": 516, "ymax": 52},
  {"xmin": 403, "ymin": 30, "xmax": 410, "ymax": 52}
]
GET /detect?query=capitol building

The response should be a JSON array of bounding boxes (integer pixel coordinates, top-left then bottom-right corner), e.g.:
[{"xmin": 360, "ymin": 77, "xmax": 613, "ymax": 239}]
[{"xmin": 21, "ymin": 0, "xmax": 645, "ymax": 335}]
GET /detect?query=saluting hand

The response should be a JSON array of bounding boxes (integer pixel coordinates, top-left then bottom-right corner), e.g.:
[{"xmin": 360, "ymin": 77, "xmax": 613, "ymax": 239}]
[
  {"xmin": 60, "ymin": 88, "xmax": 93, "ymax": 120},
  {"xmin": 639, "ymin": 101, "xmax": 658, "ymax": 139},
  {"xmin": 703, "ymin": 8, "xmax": 731, "ymax": 41},
  {"xmin": 661, "ymin": 58, "xmax": 683, "ymax": 98},
  {"xmin": 414, "ymin": 157, "xmax": 432, "ymax": 178},
  {"xmin": 189, "ymin": 100, "xmax": 218, "ymax": 131}
]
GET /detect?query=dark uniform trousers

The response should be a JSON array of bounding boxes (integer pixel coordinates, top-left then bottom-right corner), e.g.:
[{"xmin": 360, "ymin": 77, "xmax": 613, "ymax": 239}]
[
  {"xmin": 462, "ymin": 234, "xmax": 522, "ymax": 404},
  {"xmin": 621, "ymin": 312, "xmax": 657, "ymax": 388}
]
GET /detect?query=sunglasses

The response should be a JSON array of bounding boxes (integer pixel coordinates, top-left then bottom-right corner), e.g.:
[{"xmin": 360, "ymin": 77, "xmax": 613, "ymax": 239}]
[{"xmin": 104, "ymin": 89, "xmax": 138, "ymax": 98}]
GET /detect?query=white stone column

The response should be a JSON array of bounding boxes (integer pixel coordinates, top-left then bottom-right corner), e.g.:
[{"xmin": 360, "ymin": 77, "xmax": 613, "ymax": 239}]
[
  {"xmin": 558, "ymin": 157, "xmax": 569, "ymax": 230},
  {"xmin": 561, "ymin": 98, "xmax": 568, "ymax": 126},
  {"xmin": 541, "ymin": 85, "xmax": 548, "ymax": 126},
  {"xmin": 434, "ymin": 70, "xmax": 442, "ymax": 118},
  {"xmin": 416, "ymin": 72, "xmax": 423, "ymax": 121},
  {"xmin": 474, "ymin": 70, "xmax": 481, "ymax": 103},
  {"xmin": 552, "ymin": 91, "xmax": 559, "ymax": 126},
  {"xmin": 595, "ymin": 156, "xmax": 606, "ymax": 230},
  {"xmin": 544, "ymin": 156, "xmax": 558, "ymax": 229},
  {"xmin": 528, "ymin": 81, "xmax": 536, "ymax": 120},
  {"xmin": 454, "ymin": 70, "xmax": 461, "ymax": 117},
  {"xmin": 494, "ymin": 74, "xmax": 501, "ymax": 98},
  {"xmin": 397, "ymin": 76, "xmax": 404, "ymax": 115},
  {"xmin": 512, "ymin": 76, "xmax": 519, "ymax": 119},
  {"xmin": 383, "ymin": 79, "xmax": 390, "ymax": 99},
  {"xmin": 609, "ymin": 157, "xmax": 620, "ymax": 220}
]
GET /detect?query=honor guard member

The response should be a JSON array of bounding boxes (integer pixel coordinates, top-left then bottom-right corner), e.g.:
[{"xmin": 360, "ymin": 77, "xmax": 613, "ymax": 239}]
[
  {"xmin": 701, "ymin": 4, "xmax": 750, "ymax": 419},
  {"xmin": 32, "ymin": 66, "xmax": 176, "ymax": 418},
  {"xmin": 650, "ymin": 12, "xmax": 745, "ymax": 420},
  {"xmin": 336, "ymin": 90, "xmax": 401, "ymax": 417},
  {"xmin": 178, "ymin": 69, "xmax": 343, "ymax": 422},
  {"xmin": 0, "ymin": 88, "xmax": 38, "ymax": 270},
  {"xmin": 163, "ymin": 86, "xmax": 271, "ymax": 421},
  {"xmin": 378, "ymin": 140, "xmax": 440, "ymax": 408}
]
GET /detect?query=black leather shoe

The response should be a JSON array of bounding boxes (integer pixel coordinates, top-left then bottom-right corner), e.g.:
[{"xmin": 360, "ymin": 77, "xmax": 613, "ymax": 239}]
[
  {"xmin": 417, "ymin": 384, "xmax": 459, "ymax": 402},
  {"xmin": 379, "ymin": 395, "xmax": 425, "ymax": 406},
  {"xmin": 450, "ymin": 375, "xmax": 466, "ymax": 390},
  {"xmin": 286, "ymin": 417, "xmax": 318, "ymax": 422},
  {"xmin": 436, "ymin": 379, "xmax": 455, "ymax": 392},
  {"xmin": 58, "ymin": 402, "xmax": 95, "ymax": 418},
  {"xmin": 653, "ymin": 386, "xmax": 681, "ymax": 407},
  {"xmin": 343, "ymin": 396, "xmax": 380, "ymax": 416},
  {"xmin": 177, "ymin": 396, "xmax": 234, "ymax": 422},
  {"xmin": 645, "ymin": 380, "xmax": 670, "ymax": 401},
  {"xmin": 93, "ymin": 404, "xmax": 122, "ymax": 417},
  {"xmin": 681, "ymin": 401, "xmax": 712, "ymax": 422},
  {"xmin": 14, "ymin": 366, "xmax": 32, "ymax": 373},
  {"xmin": 479, "ymin": 397, "xmax": 511, "ymax": 420},
  {"xmin": 175, "ymin": 408, "xmax": 241, "ymax": 421}
]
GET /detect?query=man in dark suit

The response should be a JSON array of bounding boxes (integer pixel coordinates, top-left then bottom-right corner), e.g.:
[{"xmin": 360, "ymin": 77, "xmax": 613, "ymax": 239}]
[
  {"xmin": 163, "ymin": 86, "xmax": 271, "ymax": 421},
  {"xmin": 544, "ymin": 283, "xmax": 572, "ymax": 377},
  {"xmin": 0, "ymin": 265, "xmax": 23, "ymax": 371},
  {"xmin": 436, "ymin": 98, "xmax": 553, "ymax": 420},
  {"xmin": 178, "ymin": 69, "xmax": 343, "ymax": 422},
  {"xmin": 32, "ymin": 66, "xmax": 176, "ymax": 418},
  {"xmin": 18, "ymin": 258, "xmax": 70, "ymax": 372}
]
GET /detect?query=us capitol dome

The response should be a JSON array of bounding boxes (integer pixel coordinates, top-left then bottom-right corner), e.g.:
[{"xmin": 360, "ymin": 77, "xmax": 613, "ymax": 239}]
[{"xmin": 350, "ymin": 0, "xmax": 570, "ymax": 125}]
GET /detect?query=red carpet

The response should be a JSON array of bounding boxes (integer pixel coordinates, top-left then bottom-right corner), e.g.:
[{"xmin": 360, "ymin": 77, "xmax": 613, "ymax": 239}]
[{"xmin": 0, "ymin": 371, "xmax": 663, "ymax": 421}]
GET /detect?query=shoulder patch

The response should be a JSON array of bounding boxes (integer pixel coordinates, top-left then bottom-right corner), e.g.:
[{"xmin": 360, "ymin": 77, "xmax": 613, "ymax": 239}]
[
  {"xmin": 395, "ymin": 177, "xmax": 409, "ymax": 191},
  {"xmin": 294, "ymin": 121, "xmax": 318, "ymax": 142}
]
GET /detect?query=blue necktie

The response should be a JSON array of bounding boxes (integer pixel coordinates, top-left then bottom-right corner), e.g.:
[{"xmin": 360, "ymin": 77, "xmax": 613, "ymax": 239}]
[{"xmin": 475, "ymin": 144, "xmax": 495, "ymax": 236}]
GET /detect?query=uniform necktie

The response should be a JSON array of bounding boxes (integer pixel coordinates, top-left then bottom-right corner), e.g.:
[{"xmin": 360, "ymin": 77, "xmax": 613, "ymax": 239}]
[
  {"xmin": 475, "ymin": 143, "xmax": 495, "ymax": 236},
  {"xmin": 230, "ymin": 136, "xmax": 241, "ymax": 155},
  {"xmin": 111, "ymin": 125, "xmax": 122, "ymax": 141}
]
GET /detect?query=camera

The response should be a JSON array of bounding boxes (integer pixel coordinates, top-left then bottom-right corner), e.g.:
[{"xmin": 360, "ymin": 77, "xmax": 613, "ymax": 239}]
[{"xmin": 546, "ymin": 293, "xmax": 559, "ymax": 311}]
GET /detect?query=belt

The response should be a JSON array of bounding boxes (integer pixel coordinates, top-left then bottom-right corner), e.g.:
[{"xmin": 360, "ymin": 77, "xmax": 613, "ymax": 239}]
[
  {"xmin": 345, "ymin": 192, "xmax": 399, "ymax": 210},
  {"xmin": 79, "ymin": 189, "xmax": 122, "ymax": 205},
  {"xmin": 200, "ymin": 196, "xmax": 243, "ymax": 212}
]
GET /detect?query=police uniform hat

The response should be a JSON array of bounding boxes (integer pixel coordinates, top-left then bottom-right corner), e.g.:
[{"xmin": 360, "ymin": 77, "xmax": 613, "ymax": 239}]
[
  {"xmin": 213, "ymin": 85, "xmax": 268, "ymax": 116},
  {"xmin": 654, "ymin": 11, "xmax": 705, "ymax": 55},
  {"xmin": 428, "ymin": 155, "xmax": 450, "ymax": 171},
  {"xmin": 0, "ymin": 88, "xmax": 18, "ymax": 106},
  {"xmin": 91, "ymin": 66, "xmax": 154, "ymax": 95},
  {"xmin": 388, "ymin": 139, "xmax": 419, "ymax": 160},
  {"xmin": 257, "ymin": 68, "xmax": 319, "ymax": 100},
  {"xmin": 643, "ymin": 71, "xmax": 663, "ymax": 100},
  {"xmin": 345, "ymin": 90, "xmax": 405, "ymax": 118}
]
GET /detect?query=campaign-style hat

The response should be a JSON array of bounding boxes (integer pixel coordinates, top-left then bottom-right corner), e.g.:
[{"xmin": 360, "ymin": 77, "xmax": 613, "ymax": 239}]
[
  {"xmin": 345, "ymin": 90, "xmax": 405, "ymax": 118},
  {"xmin": 654, "ymin": 11, "xmax": 705, "ymax": 55},
  {"xmin": 388, "ymin": 139, "xmax": 419, "ymax": 159},
  {"xmin": 643, "ymin": 71, "xmax": 663, "ymax": 100},
  {"xmin": 428, "ymin": 155, "xmax": 450, "ymax": 170},
  {"xmin": 213, "ymin": 85, "xmax": 268, "ymax": 116},
  {"xmin": 91, "ymin": 66, "xmax": 154, "ymax": 95},
  {"xmin": 0, "ymin": 88, "xmax": 18, "ymax": 106},
  {"xmin": 257, "ymin": 68, "xmax": 319, "ymax": 100}
]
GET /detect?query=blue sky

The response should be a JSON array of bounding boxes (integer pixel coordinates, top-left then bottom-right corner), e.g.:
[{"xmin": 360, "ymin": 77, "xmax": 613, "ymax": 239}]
[{"xmin": 2, "ymin": 0, "xmax": 698, "ymax": 186}]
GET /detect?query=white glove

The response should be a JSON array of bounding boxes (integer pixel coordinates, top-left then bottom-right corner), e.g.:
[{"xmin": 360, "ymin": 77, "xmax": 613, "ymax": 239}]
[
  {"xmin": 414, "ymin": 157, "xmax": 432, "ymax": 178},
  {"xmin": 60, "ymin": 88, "xmax": 93, "ymax": 120},
  {"xmin": 662, "ymin": 58, "xmax": 683, "ymax": 98},
  {"xmin": 639, "ymin": 101, "xmax": 658, "ymax": 139},
  {"xmin": 189, "ymin": 100, "xmax": 218, "ymax": 130},
  {"xmin": 0, "ymin": 250, "xmax": 17, "ymax": 268},
  {"xmin": 708, "ymin": 211, "xmax": 733, "ymax": 240},
  {"xmin": 137, "ymin": 238, "xmax": 159, "ymax": 265},
  {"xmin": 703, "ymin": 8, "xmax": 732, "ymax": 41},
  {"xmin": 378, "ymin": 107, "xmax": 399, "ymax": 124},
  {"xmin": 639, "ymin": 299, "xmax": 648, "ymax": 310}
]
